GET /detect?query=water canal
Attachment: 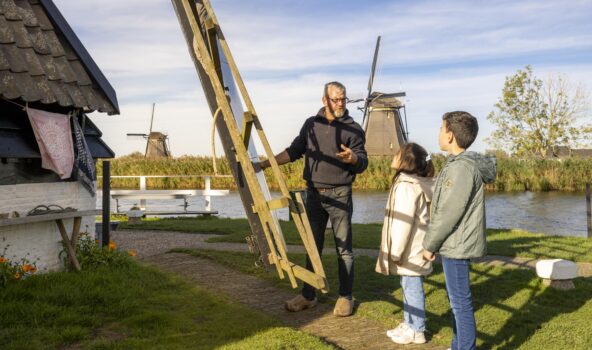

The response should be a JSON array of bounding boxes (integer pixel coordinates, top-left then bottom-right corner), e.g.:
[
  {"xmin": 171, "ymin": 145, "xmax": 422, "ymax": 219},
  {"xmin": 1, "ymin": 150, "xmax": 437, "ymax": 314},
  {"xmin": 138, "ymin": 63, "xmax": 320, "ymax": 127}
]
[{"xmin": 99, "ymin": 190, "xmax": 589, "ymax": 237}]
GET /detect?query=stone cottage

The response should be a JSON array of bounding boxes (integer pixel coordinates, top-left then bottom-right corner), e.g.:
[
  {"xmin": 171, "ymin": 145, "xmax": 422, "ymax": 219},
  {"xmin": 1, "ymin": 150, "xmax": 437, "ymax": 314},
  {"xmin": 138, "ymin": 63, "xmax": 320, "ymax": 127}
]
[{"xmin": 0, "ymin": 0, "xmax": 118, "ymax": 271}]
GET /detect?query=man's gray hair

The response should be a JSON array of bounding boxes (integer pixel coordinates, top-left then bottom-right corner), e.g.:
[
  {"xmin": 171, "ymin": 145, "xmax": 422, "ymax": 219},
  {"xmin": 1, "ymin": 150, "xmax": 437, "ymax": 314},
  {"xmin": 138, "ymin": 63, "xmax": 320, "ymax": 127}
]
[{"xmin": 324, "ymin": 81, "xmax": 346, "ymax": 96}]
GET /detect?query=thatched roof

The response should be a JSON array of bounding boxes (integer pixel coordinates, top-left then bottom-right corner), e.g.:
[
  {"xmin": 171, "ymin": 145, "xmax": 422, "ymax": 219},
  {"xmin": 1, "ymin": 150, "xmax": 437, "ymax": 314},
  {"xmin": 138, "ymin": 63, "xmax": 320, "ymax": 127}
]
[{"xmin": 0, "ymin": 0, "xmax": 118, "ymax": 115}]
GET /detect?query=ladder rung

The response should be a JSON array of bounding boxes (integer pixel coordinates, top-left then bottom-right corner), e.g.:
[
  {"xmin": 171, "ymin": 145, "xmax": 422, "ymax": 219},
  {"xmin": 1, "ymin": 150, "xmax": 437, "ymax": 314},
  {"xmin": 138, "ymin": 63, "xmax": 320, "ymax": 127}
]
[{"xmin": 267, "ymin": 197, "xmax": 290, "ymax": 210}]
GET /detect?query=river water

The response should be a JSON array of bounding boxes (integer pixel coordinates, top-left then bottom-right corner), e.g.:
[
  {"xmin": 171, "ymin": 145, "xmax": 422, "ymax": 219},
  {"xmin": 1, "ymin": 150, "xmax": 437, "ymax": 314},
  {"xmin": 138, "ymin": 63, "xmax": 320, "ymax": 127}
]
[{"xmin": 98, "ymin": 190, "xmax": 589, "ymax": 237}]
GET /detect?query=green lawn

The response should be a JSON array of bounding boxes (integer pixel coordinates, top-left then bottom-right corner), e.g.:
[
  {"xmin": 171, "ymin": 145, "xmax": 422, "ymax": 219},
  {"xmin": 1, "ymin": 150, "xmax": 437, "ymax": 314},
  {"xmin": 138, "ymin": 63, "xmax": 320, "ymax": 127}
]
[
  {"xmin": 120, "ymin": 217, "xmax": 592, "ymax": 262},
  {"xmin": 177, "ymin": 248, "xmax": 592, "ymax": 350},
  {"xmin": 0, "ymin": 261, "xmax": 334, "ymax": 350}
]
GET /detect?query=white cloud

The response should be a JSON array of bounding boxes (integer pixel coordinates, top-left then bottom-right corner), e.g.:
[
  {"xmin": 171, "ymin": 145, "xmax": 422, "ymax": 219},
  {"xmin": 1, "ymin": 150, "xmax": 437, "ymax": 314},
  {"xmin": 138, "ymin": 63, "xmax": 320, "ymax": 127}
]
[{"xmin": 53, "ymin": 0, "xmax": 592, "ymax": 157}]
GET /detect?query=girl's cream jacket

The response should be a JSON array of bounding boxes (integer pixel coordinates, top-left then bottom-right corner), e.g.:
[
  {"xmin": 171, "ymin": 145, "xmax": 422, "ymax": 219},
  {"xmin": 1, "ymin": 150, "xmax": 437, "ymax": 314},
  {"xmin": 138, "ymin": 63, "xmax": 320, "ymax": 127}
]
[{"xmin": 375, "ymin": 173, "xmax": 435, "ymax": 276}]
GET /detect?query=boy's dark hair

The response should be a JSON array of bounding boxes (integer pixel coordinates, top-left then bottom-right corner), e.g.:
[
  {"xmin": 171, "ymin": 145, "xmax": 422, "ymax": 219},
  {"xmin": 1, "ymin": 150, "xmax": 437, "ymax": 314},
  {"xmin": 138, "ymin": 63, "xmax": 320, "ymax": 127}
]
[
  {"xmin": 442, "ymin": 111, "xmax": 479, "ymax": 149},
  {"xmin": 393, "ymin": 142, "xmax": 435, "ymax": 184}
]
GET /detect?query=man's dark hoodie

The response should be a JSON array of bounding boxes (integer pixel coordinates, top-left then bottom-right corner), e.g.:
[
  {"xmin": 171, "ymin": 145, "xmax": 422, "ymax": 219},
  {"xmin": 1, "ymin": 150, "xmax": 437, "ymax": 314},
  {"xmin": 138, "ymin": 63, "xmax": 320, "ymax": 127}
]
[{"xmin": 285, "ymin": 108, "xmax": 368, "ymax": 188}]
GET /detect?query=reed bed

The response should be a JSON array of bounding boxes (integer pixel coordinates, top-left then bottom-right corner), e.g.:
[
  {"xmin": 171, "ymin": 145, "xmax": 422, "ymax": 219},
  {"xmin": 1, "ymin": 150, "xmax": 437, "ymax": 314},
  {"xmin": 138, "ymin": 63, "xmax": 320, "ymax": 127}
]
[{"xmin": 96, "ymin": 153, "xmax": 592, "ymax": 192}]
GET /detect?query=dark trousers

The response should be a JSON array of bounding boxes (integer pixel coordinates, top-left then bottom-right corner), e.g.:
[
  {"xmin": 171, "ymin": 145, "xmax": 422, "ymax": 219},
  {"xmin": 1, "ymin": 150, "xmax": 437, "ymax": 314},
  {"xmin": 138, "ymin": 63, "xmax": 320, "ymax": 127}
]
[{"xmin": 302, "ymin": 185, "xmax": 354, "ymax": 300}]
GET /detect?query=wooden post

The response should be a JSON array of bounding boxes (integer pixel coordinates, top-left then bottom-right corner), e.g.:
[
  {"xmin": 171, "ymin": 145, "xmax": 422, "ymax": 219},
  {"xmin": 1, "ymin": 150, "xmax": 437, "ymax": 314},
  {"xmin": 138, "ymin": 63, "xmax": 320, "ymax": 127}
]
[
  {"xmin": 205, "ymin": 176, "xmax": 211, "ymax": 211},
  {"xmin": 56, "ymin": 219, "xmax": 81, "ymax": 271},
  {"xmin": 586, "ymin": 182, "xmax": 591, "ymax": 238},
  {"xmin": 102, "ymin": 160, "xmax": 111, "ymax": 248},
  {"xmin": 139, "ymin": 176, "xmax": 147, "ymax": 210}
]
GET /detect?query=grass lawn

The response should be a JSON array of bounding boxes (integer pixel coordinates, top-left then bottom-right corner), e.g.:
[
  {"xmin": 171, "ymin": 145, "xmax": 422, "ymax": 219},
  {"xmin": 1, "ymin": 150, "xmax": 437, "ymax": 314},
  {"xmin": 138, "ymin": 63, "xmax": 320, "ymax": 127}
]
[
  {"xmin": 0, "ymin": 261, "xmax": 334, "ymax": 350},
  {"xmin": 177, "ymin": 248, "xmax": 592, "ymax": 350},
  {"xmin": 120, "ymin": 217, "xmax": 592, "ymax": 262}
]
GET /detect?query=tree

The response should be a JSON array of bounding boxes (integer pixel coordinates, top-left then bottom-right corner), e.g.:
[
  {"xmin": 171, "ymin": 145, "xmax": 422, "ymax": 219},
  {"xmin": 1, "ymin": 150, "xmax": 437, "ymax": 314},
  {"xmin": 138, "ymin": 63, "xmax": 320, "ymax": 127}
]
[{"xmin": 487, "ymin": 66, "xmax": 591, "ymax": 157}]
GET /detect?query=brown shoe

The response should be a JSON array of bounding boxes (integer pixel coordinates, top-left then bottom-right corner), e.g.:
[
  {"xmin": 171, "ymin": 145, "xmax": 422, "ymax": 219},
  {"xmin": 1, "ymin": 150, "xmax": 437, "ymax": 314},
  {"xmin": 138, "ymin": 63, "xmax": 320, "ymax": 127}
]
[
  {"xmin": 284, "ymin": 294, "xmax": 317, "ymax": 312},
  {"xmin": 333, "ymin": 296, "xmax": 354, "ymax": 317}
]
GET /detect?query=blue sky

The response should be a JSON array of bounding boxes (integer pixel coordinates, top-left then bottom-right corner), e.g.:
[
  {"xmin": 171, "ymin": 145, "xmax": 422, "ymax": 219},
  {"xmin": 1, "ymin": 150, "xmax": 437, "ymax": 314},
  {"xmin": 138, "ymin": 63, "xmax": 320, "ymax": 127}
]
[{"xmin": 53, "ymin": 0, "xmax": 592, "ymax": 156}]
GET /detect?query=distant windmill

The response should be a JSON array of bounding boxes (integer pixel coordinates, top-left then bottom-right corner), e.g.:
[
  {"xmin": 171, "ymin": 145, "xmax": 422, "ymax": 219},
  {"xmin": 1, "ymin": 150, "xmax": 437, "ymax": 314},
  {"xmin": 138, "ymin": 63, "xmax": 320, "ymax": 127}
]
[
  {"xmin": 127, "ymin": 103, "xmax": 171, "ymax": 159},
  {"xmin": 353, "ymin": 36, "xmax": 409, "ymax": 157}
]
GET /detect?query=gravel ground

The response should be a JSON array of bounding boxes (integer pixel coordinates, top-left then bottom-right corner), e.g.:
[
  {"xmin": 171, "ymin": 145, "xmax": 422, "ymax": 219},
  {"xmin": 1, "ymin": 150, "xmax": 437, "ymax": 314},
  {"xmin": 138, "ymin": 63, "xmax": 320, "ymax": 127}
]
[{"xmin": 111, "ymin": 230, "xmax": 221, "ymax": 258}]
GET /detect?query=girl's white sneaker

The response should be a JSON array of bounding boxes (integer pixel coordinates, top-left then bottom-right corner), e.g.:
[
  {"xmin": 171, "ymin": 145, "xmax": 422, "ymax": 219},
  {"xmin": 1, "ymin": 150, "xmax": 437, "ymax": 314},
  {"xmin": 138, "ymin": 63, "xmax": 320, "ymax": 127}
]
[
  {"xmin": 390, "ymin": 326, "xmax": 426, "ymax": 345},
  {"xmin": 386, "ymin": 323, "xmax": 410, "ymax": 338}
]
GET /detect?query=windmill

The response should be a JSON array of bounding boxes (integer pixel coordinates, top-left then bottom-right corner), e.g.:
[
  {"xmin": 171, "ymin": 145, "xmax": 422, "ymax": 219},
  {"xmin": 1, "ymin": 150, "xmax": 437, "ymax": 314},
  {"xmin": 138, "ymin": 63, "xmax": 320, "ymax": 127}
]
[
  {"xmin": 354, "ymin": 36, "xmax": 409, "ymax": 157},
  {"xmin": 126, "ymin": 103, "xmax": 171, "ymax": 159}
]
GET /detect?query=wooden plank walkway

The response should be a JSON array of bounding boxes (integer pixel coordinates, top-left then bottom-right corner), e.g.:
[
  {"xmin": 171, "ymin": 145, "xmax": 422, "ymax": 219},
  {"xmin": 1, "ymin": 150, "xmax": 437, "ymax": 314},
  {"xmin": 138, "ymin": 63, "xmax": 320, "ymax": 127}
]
[{"xmin": 144, "ymin": 252, "xmax": 446, "ymax": 350}]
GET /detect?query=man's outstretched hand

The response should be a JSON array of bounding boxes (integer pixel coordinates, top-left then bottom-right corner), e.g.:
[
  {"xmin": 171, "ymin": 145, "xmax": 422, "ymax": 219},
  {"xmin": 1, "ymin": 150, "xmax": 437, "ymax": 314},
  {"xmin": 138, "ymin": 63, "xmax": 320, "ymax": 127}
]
[
  {"xmin": 336, "ymin": 144, "xmax": 358, "ymax": 164},
  {"xmin": 253, "ymin": 159, "xmax": 270, "ymax": 172}
]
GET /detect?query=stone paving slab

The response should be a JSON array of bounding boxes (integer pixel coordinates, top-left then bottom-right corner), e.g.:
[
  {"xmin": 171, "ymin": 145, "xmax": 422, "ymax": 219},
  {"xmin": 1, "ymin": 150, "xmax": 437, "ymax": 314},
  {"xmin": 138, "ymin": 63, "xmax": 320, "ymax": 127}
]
[{"xmin": 144, "ymin": 252, "xmax": 446, "ymax": 350}]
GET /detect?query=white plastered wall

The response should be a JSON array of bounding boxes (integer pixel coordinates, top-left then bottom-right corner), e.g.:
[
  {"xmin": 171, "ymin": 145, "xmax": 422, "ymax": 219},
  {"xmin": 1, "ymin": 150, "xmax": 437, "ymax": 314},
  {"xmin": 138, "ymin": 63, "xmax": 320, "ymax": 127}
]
[{"xmin": 0, "ymin": 181, "xmax": 96, "ymax": 272}]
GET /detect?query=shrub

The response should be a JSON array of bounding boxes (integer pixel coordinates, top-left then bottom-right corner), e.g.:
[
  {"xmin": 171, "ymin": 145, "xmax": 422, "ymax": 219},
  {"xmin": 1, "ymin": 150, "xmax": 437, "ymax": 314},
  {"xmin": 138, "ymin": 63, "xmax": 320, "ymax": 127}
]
[
  {"xmin": 1, "ymin": 237, "xmax": 38, "ymax": 287},
  {"xmin": 60, "ymin": 232, "xmax": 134, "ymax": 271}
]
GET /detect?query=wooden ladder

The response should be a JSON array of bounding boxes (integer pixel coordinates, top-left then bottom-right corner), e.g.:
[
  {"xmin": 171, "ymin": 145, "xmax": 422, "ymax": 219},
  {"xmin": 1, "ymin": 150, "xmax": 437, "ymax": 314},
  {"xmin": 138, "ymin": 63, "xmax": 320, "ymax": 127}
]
[{"xmin": 171, "ymin": 0, "xmax": 328, "ymax": 292}]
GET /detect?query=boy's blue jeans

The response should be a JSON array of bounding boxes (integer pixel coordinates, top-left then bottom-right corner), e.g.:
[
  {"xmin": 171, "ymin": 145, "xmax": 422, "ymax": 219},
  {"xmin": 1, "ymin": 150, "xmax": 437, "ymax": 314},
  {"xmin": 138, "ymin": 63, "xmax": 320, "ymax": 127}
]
[
  {"xmin": 401, "ymin": 276, "xmax": 426, "ymax": 332},
  {"xmin": 442, "ymin": 256, "xmax": 477, "ymax": 350},
  {"xmin": 302, "ymin": 185, "xmax": 354, "ymax": 300}
]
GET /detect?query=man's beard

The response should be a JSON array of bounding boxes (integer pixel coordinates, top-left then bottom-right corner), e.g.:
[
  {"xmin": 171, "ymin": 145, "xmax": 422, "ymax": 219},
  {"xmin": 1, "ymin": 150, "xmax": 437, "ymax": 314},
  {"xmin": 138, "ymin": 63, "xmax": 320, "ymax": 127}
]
[{"xmin": 333, "ymin": 108, "xmax": 345, "ymax": 118}]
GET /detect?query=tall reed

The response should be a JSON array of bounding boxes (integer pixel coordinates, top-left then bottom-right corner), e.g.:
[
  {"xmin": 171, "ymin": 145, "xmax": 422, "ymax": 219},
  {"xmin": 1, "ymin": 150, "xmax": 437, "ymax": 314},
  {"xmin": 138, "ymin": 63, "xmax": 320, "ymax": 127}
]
[{"xmin": 97, "ymin": 153, "xmax": 592, "ymax": 192}]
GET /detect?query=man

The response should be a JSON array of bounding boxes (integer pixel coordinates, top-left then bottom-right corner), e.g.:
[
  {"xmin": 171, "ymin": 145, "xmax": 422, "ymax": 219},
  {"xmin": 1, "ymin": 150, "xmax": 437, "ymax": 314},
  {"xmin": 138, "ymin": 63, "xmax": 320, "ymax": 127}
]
[{"xmin": 258, "ymin": 81, "xmax": 368, "ymax": 317}]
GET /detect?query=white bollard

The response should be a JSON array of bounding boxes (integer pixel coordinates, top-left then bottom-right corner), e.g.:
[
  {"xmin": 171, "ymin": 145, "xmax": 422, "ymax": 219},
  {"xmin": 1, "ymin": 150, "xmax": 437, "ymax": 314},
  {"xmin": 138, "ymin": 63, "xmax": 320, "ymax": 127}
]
[{"xmin": 536, "ymin": 259, "xmax": 578, "ymax": 290}]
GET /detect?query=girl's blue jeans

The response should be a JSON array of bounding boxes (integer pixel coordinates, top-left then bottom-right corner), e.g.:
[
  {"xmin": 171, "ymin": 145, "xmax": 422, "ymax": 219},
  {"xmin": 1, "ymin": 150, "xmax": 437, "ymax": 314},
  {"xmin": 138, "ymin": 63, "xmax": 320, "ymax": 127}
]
[{"xmin": 401, "ymin": 275, "xmax": 426, "ymax": 332}]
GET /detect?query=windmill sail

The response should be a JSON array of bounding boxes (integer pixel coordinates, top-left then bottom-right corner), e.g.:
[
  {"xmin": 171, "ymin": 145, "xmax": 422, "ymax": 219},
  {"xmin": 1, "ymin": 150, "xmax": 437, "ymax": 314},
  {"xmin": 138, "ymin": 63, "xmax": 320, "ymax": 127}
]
[{"xmin": 362, "ymin": 36, "xmax": 381, "ymax": 131}]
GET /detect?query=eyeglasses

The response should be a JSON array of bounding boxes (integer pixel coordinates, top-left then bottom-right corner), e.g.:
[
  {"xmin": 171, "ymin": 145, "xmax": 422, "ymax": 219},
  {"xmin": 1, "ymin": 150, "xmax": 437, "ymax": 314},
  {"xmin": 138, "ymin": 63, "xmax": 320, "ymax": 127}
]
[{"xmin": 328, "ymin": 97, "xmax": 348, "ymax": 104}]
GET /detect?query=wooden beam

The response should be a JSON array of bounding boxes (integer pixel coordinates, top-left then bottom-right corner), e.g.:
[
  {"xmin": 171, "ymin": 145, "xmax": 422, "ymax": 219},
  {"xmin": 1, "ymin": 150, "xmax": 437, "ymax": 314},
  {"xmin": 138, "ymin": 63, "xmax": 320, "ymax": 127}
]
[
  {"xmin": 56, "ymin": 219, "xmax": 81, "ymax": 272},
  {"xmin": 241, "ymin": 111, "xmax": 254, "ymax": 148}
]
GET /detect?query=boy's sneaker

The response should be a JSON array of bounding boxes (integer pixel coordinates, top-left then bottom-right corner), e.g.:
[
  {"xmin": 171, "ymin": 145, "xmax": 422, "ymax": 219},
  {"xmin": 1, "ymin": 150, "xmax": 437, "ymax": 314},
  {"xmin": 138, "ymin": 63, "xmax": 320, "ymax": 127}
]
[
  {"xmin": 284, "ymin": 295, "xmax": 317, "ymax": 312},
  {"xmin": 389, "ymin": 326, "xmax": 426, "ymax": 345},
  {"xmin": 386, "ymin": 323, "xmax": 410, "ymax": 338}
]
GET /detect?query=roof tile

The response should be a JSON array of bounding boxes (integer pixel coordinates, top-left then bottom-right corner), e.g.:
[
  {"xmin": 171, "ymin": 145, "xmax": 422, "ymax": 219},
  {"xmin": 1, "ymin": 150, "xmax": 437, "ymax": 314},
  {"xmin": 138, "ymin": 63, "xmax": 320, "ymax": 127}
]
[
  {"xmin": 1, "ymin": 43, "xmax": 28, "ymax": 72},
  {"xmin": 0, "ymin": 0, "xmax": 116, "ymax": 114},
  {"xmin": 0, "ymin": 1, "xmax": 22, "ymax": 20},
  {"xmin": 0, "ymin": 47, "xmax": 9, "ymax": 70},
  {"xmin": 41, "ymin": 29, "xmax": 64, "ymax": 56},
  {"xmin": 29, "ymin": 3, "xmax": 50, "ymax": 30},
  {"xmin": 25, "ymin": 25, "xmax": 52, "ymax": 53},
  {"xmin": 0, "ymin": 16, "xmax": 15, "ymax": 43},
  {"xmin": 21, "ymin": 46, "xmax": 43, "ymax": 75},
  {"xmin": 13, "ymin": 0, "xmax": 38, "ymax": 27}
]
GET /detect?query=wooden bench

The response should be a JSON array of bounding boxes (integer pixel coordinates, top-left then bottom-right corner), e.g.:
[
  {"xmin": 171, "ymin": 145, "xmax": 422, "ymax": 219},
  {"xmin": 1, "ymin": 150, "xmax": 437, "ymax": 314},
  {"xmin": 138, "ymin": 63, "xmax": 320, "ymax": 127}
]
[
  {"xmin": 143, "ymin": 211, "xmax": 218, "ymax": 216},
  {"xmin": 110, "ymin": 189, "xmax": 229, "ymax": 213},
  {"xmin": 0, "ymin": 209, "xmax": 102, "ymax": 272}
]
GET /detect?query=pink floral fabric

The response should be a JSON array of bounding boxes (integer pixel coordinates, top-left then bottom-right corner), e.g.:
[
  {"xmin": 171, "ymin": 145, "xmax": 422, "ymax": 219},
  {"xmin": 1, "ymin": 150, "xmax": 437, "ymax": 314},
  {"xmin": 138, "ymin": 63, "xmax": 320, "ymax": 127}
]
[{"xmin": 27, "ymin": 107, "xmax": 74, "ymax": 179}]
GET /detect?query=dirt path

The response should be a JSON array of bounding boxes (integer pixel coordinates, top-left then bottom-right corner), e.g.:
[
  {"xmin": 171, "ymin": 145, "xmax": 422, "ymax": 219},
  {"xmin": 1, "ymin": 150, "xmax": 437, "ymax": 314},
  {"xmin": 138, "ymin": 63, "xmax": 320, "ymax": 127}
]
[{"xmin": 143, "ymin": 252, "xmax": 445, "ymax": 350}]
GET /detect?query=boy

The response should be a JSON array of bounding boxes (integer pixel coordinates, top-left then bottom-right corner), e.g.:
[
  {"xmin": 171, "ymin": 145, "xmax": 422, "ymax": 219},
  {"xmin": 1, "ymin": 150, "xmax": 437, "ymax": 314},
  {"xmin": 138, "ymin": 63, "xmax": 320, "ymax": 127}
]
[{"xmin": 422, "ymin": 111, "xmax": 496, "ymax": 350}]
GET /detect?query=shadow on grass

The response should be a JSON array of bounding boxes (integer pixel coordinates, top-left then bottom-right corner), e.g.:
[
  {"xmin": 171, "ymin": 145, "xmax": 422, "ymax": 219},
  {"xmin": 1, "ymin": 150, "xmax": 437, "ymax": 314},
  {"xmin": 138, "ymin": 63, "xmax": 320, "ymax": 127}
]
[
  {"xmin": 171, "ymin": 248, "xmax": 592, "ymax": 348},
  {"xmin": 346, "ymin": 256, "xmax": 592, "ymax": 349},
  {"xmin": 486, "ymin": 229, "xmax": 592, "ymax": 262}
]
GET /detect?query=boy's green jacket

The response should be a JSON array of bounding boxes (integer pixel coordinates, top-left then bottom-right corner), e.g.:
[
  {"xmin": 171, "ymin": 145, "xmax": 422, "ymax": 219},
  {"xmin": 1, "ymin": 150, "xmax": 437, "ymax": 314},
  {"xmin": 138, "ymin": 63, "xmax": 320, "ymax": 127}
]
[{"xmin": 423, "ymin": 151, "xmax": 497, "ymax": 259}]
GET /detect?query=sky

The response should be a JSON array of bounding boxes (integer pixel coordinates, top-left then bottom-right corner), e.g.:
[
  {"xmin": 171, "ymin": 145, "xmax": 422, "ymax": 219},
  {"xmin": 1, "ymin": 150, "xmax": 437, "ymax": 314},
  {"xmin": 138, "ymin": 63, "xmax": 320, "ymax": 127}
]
[{"xmin": 53, "ymin": 0, "xmax": 592, "ymax": 157}]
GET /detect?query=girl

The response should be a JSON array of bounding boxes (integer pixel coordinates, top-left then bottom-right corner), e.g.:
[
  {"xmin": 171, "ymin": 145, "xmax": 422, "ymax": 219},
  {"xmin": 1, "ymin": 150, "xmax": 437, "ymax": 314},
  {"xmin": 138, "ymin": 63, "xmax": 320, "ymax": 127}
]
[{"xmin": 375, "ymin": 142, "xmax": 435, "ymax": 345}]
